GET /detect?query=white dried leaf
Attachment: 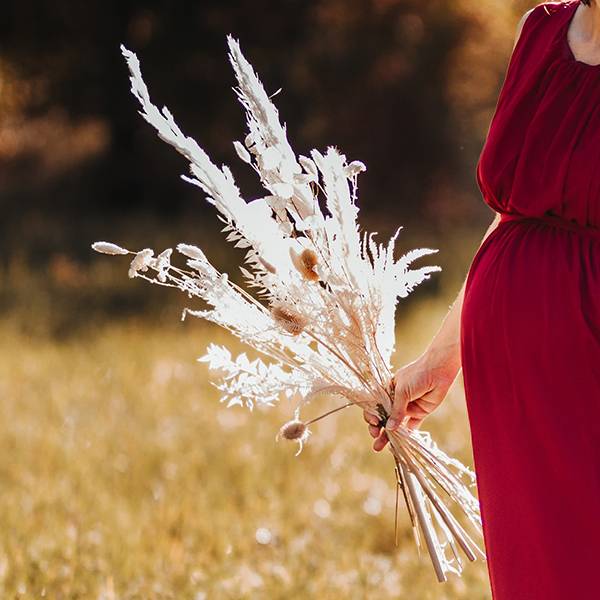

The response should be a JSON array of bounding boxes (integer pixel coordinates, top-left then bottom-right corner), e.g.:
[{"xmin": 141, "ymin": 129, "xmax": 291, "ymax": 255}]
[
  {"xmin": 151, "ymin": 248, "xmax": 172, "ymax": 282},
  {"xmin": 260, "ymin": 146, "xmax": 281, "ymax": 170},
  {"xmin": 233, "ymin": 140, "xmax": 252, "ymax": 164},
  {"xmin": 294, "ymin": 172, "xmax": 316, "ymax": 184},
  {"xmin": 298, "ymin": 155, "xmax": 318, "ymax": 178},
  {"xmin": 270, "ymin": 182, "xmax": 293, "ymax": 199}
]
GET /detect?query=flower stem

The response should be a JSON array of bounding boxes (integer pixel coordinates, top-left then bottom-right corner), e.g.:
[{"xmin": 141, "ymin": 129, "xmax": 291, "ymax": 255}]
[{"xmin": 305, "ymin": 402, "xmax": 354, "ymax": 425}]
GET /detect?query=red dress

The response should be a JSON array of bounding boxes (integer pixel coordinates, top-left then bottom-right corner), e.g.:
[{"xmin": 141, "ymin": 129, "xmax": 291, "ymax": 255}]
[{"xmin": 460, "ymin": 2, "xmax": 600, "ymax": 598}]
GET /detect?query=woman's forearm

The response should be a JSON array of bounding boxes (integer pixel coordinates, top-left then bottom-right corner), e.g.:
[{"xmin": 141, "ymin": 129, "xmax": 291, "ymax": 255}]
[{"xmin": 424, "ymin": 211, "xmax": 502, "ymax": 368}]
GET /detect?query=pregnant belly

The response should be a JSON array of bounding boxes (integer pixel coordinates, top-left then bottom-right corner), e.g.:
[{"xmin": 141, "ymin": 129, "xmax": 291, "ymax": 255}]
[
  {"xmin": 460, "ymin": 217, "xmax": 600, "ymax": 426},
  {"xmin": 459, "ymin": 215, "xmax": 600, "ymax": 600}
]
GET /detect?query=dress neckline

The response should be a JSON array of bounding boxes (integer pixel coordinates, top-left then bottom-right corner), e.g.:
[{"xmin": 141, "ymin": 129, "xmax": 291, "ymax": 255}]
[{"xmin": 563, "ymin": 0, "xmax": 600, "ymax": 69}]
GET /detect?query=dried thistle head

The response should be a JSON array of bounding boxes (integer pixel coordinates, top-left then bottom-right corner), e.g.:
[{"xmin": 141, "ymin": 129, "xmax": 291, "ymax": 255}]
[
  {"xmin": 270, "ymin": 303, "xmax": 308, "ymax": 335},
  {"xmin": 290, "ymin": 247, "xmax": 319, "ymax": 281},
  {"xmin": 279, "ymin": 419, "xmax": 307, "ymax": 441},
  {"xmin": 277, "ymin": 419, "xmax": 310, "ymax": 455}
]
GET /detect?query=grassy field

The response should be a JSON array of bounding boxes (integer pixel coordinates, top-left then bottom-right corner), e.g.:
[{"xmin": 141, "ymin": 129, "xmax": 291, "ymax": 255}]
[{"xmin": 0, "ymin": 294, "xmax": 492, "ymax": 599}]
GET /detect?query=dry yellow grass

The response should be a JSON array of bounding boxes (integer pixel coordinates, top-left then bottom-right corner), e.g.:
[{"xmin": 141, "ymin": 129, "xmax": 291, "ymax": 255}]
[{"xmin": 0, "ymin": 299, "xmax": 492, "ymax": 599}]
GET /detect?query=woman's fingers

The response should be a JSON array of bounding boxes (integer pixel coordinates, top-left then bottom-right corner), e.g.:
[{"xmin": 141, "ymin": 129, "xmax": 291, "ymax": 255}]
[
  {"xmin": 386, "ymin": 389, "xmax": 408, "ymax": 431},
  {"xmin": 363, "ymin": 410, "xmax": 380, "ymax": 427},
  {"xmin": 373, "ymin": 430, "xmax": 389, "ymax": 452},
  {"xmin": 364, "ymin": 376, "xmax": 440, "ymax": 447},
  {"xmin": 368, "ymin": 424, "xmax": 381, "ymax": 438},
  {"xmin": 364, "ymin": 409, "xmax": 383, "ymax": 441}
]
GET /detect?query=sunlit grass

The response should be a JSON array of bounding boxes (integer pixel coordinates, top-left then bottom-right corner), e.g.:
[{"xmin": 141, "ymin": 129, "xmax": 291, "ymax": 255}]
[{"xmin": 0, "ymin": 299, "xmax": 491, "ymax": 599}]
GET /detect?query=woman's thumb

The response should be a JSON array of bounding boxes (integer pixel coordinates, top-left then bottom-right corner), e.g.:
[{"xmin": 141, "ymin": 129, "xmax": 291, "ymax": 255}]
[
  {"xmin": 387, "ymin": 371, "xmax": 428, "ymax": 431},
  {"xmin": 386, "ymin": 394, "xmax": 407, "ymax": 431}
]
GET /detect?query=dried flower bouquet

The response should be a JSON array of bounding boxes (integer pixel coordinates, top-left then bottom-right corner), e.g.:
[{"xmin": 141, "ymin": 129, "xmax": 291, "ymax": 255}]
[{"xmin": 92, "ymin": 37, "xmax": 485, "ymax": 581}]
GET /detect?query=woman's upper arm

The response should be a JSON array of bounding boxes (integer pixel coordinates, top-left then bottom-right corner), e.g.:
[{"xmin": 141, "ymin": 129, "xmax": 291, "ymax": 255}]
[{"xmin": 513, "ymin": 7, "xmax": 536, "ymax": 49}]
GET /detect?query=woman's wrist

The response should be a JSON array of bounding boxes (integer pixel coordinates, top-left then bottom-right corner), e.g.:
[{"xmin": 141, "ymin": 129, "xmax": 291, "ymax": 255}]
[{"xmin": 423, "ymin": 339, "xmax": 462, "ymax": 374}]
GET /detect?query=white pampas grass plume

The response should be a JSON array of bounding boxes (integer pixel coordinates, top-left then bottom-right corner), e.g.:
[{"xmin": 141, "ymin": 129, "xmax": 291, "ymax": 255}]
[
  {"xmin": 92, "ymin": 242, "xmax": 129, "ymax": 255},
  {"xmin": 120, "ymin": 44, "xmax": 294, "ymax": 281}
]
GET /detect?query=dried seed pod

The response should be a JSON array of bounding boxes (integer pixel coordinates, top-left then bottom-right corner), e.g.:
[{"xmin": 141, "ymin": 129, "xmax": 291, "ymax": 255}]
[
  {"xmin": 91, "ymin": 242, "xmax": 129, "ymax": 256},
  {"xmin": 277, "ymin": 418, "xmax": 311, "ymax": 455},
  {"xmin": 278, "ymin": 419, "xmax": 307, "ymax": 441},
  {"xmin": 271, "ymin": 303, "xmax": 307, "ymax": 335},
  {"xmin": 299, "ymin": 248, "xmax": 319, "ymax": 280},
  {"xmin": 290, "ymin": 247, "xmax": 319, "ymax": 282},
  {"xmin": 258, "ymin": 256, "xmax": 277, "ymax": 274}
]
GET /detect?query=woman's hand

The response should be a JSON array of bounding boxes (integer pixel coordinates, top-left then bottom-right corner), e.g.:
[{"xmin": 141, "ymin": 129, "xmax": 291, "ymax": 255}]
[{"xmin": 364, "ymin": 344, "xmax": 461, "ymax": 451}]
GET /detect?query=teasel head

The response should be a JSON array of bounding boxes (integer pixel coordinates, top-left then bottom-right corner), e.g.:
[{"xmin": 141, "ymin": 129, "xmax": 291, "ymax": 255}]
[
  {"xmin": 276, "ymin": 418, "xmax": 310, "ymax": 456},
  {"xmin": 270, "ymin": 303, "xmax": 308, "ymax": 336},
  {"xmin": 278, "ymin": 419, "xmax": 308, "ymax": 441},
  {"xmin": 276, "ymin": 401, "xmax": 353, "ymax": 456},
  {"xmin": 290, "ymin": 247, "xmax": 319, "ymax": 282}
]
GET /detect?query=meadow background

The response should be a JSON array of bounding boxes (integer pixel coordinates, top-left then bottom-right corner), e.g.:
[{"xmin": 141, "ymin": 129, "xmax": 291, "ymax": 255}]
[{"xmin": 0, "ymin": 1, "xmax": 536, "ymax": 598}]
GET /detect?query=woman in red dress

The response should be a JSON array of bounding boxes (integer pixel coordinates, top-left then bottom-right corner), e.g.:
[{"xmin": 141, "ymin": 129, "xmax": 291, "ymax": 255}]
[{"xmin": 365, "ymin": 1, "xmax": 600, "ymax": 598}]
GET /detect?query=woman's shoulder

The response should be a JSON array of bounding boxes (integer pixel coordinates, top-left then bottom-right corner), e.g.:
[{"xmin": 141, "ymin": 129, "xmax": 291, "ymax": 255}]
[
  {"xmin": 514, "ymin": 1, "xmax": 575, "ymax": 46},
  {"xmin": 529, "ymin": 1, "xmax": 577, "ymax": 18},
  {"xmin": 515, "ymin": 7, "xmax": 537, "ymax": 46}
]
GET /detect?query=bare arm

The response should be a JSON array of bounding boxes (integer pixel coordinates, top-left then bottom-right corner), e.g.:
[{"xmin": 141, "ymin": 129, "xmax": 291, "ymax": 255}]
[{"xmin": 423, "ymin": 211, "xmax": 501, "ymax": 370}]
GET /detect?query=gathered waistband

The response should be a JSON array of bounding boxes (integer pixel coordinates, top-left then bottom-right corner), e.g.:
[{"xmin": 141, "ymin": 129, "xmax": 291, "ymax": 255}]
[{"xmin": 499, "ymin": 212, "xmax": 600, "ymax": 240}]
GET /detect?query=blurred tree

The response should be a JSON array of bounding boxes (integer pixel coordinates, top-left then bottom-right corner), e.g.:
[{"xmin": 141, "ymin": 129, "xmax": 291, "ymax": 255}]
[{"xmin": 0, "ymin": 0, "xmax": 527, "ymax": 264}]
